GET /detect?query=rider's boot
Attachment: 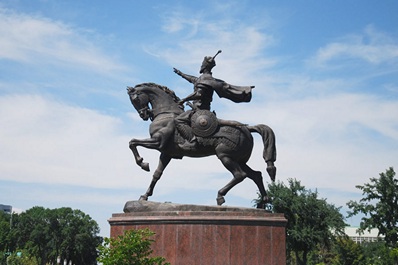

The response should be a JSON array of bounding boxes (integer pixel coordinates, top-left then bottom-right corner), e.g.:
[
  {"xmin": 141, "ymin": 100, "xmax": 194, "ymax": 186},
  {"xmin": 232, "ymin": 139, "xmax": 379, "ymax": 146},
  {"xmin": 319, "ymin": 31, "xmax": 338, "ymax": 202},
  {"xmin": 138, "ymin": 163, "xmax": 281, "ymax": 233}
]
[{"xmin": 176, "ymin": 124, "xmax": 197, "ymax": 149}]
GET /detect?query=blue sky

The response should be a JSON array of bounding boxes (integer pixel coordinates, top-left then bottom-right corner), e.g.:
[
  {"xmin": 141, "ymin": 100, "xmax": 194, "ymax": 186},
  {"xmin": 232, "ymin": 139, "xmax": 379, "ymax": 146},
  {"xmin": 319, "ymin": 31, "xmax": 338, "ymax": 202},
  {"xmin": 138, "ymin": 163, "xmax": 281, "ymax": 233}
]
[{"xmin": 1, "ymin": 0, "xmax": 397, "ymax": 236}]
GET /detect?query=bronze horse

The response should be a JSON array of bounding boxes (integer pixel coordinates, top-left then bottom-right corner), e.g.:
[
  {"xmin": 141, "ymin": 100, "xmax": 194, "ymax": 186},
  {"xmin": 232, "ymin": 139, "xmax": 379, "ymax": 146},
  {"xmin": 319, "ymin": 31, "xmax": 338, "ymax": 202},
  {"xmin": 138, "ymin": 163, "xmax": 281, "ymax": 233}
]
[{"xmin": 127, "ymin": 82, "xmax": 276, "ymax": 208}]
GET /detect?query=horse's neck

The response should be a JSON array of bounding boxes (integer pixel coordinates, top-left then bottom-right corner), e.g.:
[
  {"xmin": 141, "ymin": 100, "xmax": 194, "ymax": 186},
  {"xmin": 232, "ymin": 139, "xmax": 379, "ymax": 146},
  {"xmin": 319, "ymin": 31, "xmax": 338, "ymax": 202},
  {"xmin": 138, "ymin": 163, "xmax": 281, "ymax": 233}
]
[
  {"xmin": 148, "ymin": 92, "xmax": 182, "ymax": 117},
  {"xmin": 153, "ymin": 112, "xmax": 179, "ymax": 122}
]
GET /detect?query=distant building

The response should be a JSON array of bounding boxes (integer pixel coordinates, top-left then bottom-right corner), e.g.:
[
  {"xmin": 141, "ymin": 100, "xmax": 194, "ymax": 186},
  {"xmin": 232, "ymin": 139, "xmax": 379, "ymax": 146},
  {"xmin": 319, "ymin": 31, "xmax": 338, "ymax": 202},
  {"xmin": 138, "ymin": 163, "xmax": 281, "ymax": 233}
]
[
  {"xmin": 345, "ymin": 226, "xmax": 383, "ymax": 244},
  {"xmin": 0, "ymin": 204, "xmax": 12, "ymax": 214}
]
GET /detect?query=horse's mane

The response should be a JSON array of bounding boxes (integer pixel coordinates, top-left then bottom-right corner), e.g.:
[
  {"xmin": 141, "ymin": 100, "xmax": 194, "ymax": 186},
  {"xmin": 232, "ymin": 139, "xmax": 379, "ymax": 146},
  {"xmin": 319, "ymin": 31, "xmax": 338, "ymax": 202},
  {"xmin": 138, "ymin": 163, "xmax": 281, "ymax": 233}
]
[{"xmin": 134, "ymin": 82, "xmax": 181, "ymax": 103}]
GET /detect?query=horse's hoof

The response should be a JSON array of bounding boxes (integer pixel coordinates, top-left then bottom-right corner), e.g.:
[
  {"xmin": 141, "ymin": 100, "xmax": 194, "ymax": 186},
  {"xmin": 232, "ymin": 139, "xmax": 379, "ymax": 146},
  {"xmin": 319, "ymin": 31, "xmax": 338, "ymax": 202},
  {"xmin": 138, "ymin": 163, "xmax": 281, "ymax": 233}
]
[
  {"xmin": 139, "ymin": 195, "xmax": 148, "ymax": 201},
  {"xmin": 216, "ymin": 196, "xmax": 225, "ymax": 206},
  {"xmin": 256, "ymin": 196, "xmax": 270, "ymax": 209},
  {"xmin": 256, "ymin": 203, "xmax": 265, "ymax": 209},
  {"xmin": 266, "ymin": 166, "xmax": 276, "ymax": 181},
  {"xmin": 141, "ymin": 162, "xmax": 150, "ymax": 172}
]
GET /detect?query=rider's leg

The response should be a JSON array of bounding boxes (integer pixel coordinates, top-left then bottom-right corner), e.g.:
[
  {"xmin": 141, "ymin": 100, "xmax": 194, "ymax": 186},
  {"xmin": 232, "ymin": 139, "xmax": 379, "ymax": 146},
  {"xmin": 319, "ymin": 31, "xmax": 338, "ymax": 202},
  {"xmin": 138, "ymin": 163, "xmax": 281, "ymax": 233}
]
[{"xmin": 175, "ymin": 110, "xmax": 197, "ymax": 148}]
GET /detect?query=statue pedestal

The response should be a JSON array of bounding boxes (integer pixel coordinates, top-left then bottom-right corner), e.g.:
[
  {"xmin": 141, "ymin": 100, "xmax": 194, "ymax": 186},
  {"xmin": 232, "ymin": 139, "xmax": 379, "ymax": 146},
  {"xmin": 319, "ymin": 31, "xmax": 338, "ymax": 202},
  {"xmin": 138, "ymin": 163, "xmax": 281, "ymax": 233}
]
[{"xmin": 109, "ymin": 201, "xmax": 287, "ymax": 265}]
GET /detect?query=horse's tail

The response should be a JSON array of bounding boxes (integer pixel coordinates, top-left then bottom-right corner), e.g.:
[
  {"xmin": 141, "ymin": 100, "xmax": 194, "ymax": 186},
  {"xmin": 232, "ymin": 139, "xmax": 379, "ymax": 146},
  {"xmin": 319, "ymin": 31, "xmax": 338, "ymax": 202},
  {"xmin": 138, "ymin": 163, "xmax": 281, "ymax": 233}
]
[{"xmin": 247, "ymin": 124, "xmax": 277, "ymax": 181}]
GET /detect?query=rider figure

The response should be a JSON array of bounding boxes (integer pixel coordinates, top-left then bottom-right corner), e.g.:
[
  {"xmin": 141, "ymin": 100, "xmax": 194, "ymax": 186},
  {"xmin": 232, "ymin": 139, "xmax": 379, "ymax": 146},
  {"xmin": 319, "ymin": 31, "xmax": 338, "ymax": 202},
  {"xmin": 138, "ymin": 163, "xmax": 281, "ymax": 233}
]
[{"xmin": 173, "ymin": 50, "xmax": 254, "ymax": 148}]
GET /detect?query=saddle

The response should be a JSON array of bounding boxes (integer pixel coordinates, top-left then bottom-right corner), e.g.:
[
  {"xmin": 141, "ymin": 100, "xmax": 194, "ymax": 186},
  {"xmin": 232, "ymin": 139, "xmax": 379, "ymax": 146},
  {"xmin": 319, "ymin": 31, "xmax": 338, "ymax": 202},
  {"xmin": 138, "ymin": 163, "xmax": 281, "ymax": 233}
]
[{"xmin": 189, "ymin": 110, "xmax": 243, "ymax": 150}]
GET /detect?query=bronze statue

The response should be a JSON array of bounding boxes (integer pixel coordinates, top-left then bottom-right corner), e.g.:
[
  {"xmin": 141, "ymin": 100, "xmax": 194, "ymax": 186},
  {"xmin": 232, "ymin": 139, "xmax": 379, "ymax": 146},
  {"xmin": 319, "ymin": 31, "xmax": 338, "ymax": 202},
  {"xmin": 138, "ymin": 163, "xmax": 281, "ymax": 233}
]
[{"xmin": 127, "ymin": 52, "xmax": 276, "ymax": 209}]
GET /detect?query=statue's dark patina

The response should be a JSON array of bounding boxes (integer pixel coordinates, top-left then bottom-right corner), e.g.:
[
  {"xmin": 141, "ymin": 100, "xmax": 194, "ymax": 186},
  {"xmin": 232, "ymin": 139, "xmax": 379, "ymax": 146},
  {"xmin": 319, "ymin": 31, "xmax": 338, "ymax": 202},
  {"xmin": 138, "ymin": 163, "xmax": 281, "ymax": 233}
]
[{"xmin": 127, "ymin": 52, "xmax": 276, "ymax": 208}]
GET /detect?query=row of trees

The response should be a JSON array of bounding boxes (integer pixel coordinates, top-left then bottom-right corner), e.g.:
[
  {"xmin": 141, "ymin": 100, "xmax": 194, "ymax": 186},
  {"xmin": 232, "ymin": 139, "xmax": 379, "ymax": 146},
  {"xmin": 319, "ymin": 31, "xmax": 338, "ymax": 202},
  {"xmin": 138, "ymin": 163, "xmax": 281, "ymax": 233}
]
[
  {"xmin": 0, "ymin": 207, "xmax": 102, "ymax": 265},
  {"xmin": 256, "ymin": 167, "xmax": 398, "ymax": 265}
]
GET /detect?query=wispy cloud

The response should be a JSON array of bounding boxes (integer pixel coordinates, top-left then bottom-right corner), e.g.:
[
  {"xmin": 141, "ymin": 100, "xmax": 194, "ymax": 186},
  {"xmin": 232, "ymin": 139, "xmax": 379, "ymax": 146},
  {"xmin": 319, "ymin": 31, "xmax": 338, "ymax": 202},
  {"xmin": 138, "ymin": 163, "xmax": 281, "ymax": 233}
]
[
  {"xmin": 311, "ymin": 25, "xmax": 398, "ymax": 67},
  {"xmin": 146, "ymin": 5, "xmax": 277, "ymax": 85},
  {"xmin": 0, "ymin": 8, "xmax": 125, "ymax": 73},
  {"xmin": 0, "ymin": 94, "xmax": 134, "ymax": 188}
]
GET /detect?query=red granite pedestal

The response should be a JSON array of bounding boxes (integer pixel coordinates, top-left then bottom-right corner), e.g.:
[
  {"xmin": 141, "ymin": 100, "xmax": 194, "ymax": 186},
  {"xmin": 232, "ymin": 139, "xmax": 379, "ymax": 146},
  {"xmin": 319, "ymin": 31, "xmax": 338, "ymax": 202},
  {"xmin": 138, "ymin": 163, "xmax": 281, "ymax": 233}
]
[{"xmin": 109, "ymin": 201, "xmax": 287, "ymax": 265}]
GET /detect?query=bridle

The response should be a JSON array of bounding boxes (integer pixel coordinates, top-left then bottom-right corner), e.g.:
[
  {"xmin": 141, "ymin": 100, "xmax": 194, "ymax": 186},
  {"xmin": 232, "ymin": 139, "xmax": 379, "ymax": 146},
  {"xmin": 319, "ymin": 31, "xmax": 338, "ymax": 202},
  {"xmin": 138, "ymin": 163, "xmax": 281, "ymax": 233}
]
[
  {"xmin": 131, "ymin": 92, "xmax": 154, "ymax": 121},
  {"xmin": 138, "ymin": 105, "xmax": 154, "ymax": 121}
]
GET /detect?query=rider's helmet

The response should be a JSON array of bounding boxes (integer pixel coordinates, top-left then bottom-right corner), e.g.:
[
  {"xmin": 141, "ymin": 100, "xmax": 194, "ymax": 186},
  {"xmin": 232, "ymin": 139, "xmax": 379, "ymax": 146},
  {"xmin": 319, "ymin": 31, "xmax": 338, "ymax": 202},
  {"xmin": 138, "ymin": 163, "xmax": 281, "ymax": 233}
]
[
  {"xmin": 199, "ymin": 50, "xmax": 221, "ymax": 74},
  {"xmin": 199, "ymin": 56, "xmax": 216, "ymax": 73}
]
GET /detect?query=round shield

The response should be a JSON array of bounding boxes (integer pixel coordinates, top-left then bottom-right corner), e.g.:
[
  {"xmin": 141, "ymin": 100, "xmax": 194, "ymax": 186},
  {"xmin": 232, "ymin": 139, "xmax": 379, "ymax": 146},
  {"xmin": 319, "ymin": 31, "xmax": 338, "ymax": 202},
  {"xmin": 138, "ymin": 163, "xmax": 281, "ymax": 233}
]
[{"xmin": 191, "ymin": 110, "xmax": 219, "ymax": 137}]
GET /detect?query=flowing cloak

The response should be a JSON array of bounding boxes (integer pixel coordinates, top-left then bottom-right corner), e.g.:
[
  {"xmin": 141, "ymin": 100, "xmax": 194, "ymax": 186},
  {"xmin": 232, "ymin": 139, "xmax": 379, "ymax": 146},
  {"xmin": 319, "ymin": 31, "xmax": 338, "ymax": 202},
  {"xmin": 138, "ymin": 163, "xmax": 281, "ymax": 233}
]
[{"xmin": 196, "ymin": 73, "xmax": 253, "ymax": 103}]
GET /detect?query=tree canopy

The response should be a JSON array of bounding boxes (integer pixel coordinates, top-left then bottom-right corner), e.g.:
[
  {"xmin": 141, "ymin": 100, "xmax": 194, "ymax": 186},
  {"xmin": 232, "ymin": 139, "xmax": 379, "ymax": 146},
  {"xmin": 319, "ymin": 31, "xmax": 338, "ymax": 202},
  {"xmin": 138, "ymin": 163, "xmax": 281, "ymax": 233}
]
[
  {"xmin": 0, "ymin": 207, "xmax": 102, "ymax": 265},
  {"xmin": 347, "ymin": 167, "xmax": 398, "ymax": 248},
  {"xmin": 260, "ymin": 178, "xmax": 346, "ymax": 265}
]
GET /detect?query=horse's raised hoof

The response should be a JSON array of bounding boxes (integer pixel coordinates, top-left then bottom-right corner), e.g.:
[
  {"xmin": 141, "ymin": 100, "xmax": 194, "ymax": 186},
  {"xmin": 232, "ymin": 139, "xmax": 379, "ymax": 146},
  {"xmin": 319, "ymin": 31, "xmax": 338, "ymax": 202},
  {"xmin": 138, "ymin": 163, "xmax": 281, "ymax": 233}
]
[
  {"xmin": 266, "ymin": 166, "xmax": 276, "ymax": 182},
  {"xmin": 216, "ymin": 196, "xmax": 225, "ymax": 206},
  {"xmin": 139, "ymin": 195, "xmax": 148, "ymax": 201},
  {"xmin": 141, "ymin": 162, "xmax": 150, "ymax": 172}
]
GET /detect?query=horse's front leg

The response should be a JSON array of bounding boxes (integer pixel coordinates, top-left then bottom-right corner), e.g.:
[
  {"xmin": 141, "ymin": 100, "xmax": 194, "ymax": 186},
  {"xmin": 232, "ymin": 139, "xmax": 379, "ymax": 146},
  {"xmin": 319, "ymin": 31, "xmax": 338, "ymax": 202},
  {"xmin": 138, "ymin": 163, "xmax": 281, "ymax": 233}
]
[
  {"xmin": 129, "ymin": 137, "xmax": 161, "ymax": 171},
  {"xmin": 140, "ymin": 153, "xmax": 172, "ymax": 201}
]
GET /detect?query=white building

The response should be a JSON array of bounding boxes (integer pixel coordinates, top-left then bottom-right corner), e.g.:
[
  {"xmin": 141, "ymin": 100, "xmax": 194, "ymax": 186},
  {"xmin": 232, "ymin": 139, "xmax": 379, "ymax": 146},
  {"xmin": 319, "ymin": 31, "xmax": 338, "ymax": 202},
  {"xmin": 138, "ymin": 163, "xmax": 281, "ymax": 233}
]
[
  {"xmin": 0, "ymin": 204, "xmax": 12, "ymax": 214},
  {"xmin": 345, "ymin": 226, "xmax": 383, "ymax": 244}
]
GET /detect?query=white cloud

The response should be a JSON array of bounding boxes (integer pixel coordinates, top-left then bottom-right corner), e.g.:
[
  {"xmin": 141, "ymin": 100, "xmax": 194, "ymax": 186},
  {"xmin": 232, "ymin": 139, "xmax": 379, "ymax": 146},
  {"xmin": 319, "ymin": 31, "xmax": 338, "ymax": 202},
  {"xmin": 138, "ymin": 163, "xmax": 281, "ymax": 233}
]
[
  {"xmin": 0, "ymin": 8, "xmax": 125, "ymax": 73},
  {"xmin": 0, "ymin": 94, "xmax": 134, "ymax": 188},
  {"xmin": 147, "ymin": 7, "xmax": 277, "ymax": 87},
  {"xmin": 311, "ymin": 25, "xmax": 398, "ymax": 67},
  {"xmin": 161, "ymin": 10, "xmax": 200, "ymax": 37}
]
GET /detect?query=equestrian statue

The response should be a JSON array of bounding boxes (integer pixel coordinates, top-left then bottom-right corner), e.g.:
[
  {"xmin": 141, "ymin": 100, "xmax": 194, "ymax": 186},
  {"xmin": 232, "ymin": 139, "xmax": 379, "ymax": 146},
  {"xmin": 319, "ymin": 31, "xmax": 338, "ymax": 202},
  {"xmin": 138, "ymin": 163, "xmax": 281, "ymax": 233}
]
[{"xmin": 127, "ymin": 50, "xmax": 277, "ymax": 209}]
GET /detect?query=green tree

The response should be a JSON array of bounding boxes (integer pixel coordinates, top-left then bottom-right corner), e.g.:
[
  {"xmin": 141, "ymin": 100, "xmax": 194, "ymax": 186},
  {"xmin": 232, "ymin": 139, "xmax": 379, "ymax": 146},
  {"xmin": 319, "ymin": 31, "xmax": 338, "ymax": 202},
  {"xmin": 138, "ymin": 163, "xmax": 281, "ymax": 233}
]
[
  {"xmin": 333, "ymin": 236, "xmax": 364, "ymax": 265},
  {"xmin": 347, "ymin": 167, "xmax": 398, "ymax": 248},
  {"xmin": 9, "ymin": 206, "xmax": 102, "ymax": 265},
  {"xmin": 259, "ymin": 178, "xmax": 346, "ymax": 265},
  {"xmin": 361, "ymin": 241, "xmax": 397, "ymax": 265},
  {"xmin": 15, "ymin": 207, "xmax": 50, "ymax": 265},
  {"xmin": 0, "ymin": 211, "xmax": 11, "ymax": 265},
  {"xmin": 98, "ymin": 229, "xmax": 169, "ymax": 265},
  {"xmin": 56, "ymin": 207, "xmax": 102, "ymax": 265}
]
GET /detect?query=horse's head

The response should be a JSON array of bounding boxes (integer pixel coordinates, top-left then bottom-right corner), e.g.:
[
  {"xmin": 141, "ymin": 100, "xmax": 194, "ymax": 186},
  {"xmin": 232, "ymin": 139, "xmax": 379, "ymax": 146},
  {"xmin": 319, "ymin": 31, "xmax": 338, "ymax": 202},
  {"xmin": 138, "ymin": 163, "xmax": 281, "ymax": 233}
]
[
  {"xmin": 127, "ymin": 83, "xmax": 184, "ymax": 121},
  {"xmin": 127, "ymin": 85, "xmax": 153, "ymax": 121}
]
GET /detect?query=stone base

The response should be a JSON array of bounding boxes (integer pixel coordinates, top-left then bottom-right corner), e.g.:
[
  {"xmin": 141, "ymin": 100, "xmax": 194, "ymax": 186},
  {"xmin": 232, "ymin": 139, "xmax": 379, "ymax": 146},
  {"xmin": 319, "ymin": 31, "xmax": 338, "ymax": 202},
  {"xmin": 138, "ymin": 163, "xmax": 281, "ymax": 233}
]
[{"xmin": 109, "ymin": 201, "xmax": 287, "ymax": 265}]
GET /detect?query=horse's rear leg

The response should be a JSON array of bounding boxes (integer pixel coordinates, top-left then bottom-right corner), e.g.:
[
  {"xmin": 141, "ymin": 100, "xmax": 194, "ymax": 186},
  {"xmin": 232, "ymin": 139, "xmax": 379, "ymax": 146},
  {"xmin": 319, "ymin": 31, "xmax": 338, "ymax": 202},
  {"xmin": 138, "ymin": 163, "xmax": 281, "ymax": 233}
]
[
  {"xmin": 216, "ymin": 155, "xmax": 246, "ymax": 206},
  {"xmin": 139, "ymin": 153, "xmax": 171, "ymax": 201},
  {"xmin": 242, "ymin": 164, "xmax": 269, "ymax": 209}
]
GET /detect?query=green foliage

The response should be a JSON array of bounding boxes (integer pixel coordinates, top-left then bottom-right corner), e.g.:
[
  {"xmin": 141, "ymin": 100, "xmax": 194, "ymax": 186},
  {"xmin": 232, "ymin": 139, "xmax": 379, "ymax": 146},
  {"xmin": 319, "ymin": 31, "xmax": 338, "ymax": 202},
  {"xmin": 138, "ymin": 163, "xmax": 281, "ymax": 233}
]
[
  {"xmin": 0, "ymin": 206, "xmax": 102, "ymax": 265},
  {"xmin": 333, "ymin": 236, "xmax": 364, "ymax": 265},
  {"xmin": 98, "ymin": 229, "xmax": 169, "ymax": 265},
  {"xmin": 347, "ymin": 167, "xmax": 398, "ymax": 248},
  {"xmin": 0, "ymin": 212, "xmax": 11, "ymax": 265},
  {"xmin": 6, "ymin": 250, "xmax": 37, "ymax": 265},
  {"xmin": 256, "ymin": 178, "xmax": 346, "ymax": 265},
  {"xmin": 361, "ymin": 241, "xmax": 397, "ymax": 265}
]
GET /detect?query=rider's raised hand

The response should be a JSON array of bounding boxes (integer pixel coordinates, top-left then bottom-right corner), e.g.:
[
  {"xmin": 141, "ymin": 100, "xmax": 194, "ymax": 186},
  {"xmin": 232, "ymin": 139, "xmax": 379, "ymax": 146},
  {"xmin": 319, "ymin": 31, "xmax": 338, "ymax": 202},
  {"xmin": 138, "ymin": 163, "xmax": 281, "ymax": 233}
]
[{"xmin": 173, "ymin": 68, "xmax": 181, "ymax": 75}]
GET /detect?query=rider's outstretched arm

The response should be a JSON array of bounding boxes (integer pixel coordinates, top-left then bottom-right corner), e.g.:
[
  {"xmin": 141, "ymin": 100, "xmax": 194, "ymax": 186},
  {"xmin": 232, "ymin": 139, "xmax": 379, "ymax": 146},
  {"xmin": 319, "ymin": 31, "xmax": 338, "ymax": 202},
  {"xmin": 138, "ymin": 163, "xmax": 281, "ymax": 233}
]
[{"xmin": 173, "ymin": 68, "xmax": 198, "ymax": 84}]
